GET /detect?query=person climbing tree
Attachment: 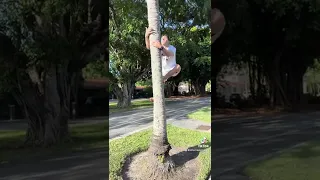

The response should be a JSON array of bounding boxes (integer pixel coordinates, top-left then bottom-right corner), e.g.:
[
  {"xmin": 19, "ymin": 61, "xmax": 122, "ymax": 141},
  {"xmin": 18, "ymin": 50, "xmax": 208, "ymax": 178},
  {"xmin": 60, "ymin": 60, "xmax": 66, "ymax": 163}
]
[
  {"xmin": 145, "ymin": 27, "xmax": 181, "ymax": 102},
  {"xmin": 145, "ymin": 28, "xmax": 181, "ymax": 82}
]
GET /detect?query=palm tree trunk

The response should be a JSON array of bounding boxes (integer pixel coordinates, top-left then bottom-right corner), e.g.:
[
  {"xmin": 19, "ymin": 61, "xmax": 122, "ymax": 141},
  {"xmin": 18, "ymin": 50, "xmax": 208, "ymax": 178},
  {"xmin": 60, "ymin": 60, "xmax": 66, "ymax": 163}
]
[{"xmin": 146, "ymin": 0, "xmax": 174, "ymax": 172}]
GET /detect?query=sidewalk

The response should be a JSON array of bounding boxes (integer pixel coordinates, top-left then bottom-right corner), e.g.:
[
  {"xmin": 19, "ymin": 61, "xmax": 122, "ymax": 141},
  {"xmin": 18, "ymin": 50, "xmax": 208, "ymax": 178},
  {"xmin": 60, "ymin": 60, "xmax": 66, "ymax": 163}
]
[{"xmin": 171, "ymin": 119, "xmax": 211, "ymax": 132}]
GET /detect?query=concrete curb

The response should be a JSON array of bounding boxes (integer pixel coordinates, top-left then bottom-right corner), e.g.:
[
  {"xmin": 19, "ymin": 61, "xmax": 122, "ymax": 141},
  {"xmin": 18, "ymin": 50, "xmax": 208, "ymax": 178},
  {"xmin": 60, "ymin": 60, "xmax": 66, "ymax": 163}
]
[
  {"xmin": 110, "ymin": 105, "xmax": 211, "ymax": 141},
  {"xmin": 109, "ymin": 125, "xmax": 152, "ymax": 142},
  {"xmin": 110, "ymin": 118, "xmax": 211, "ymax": 142}
]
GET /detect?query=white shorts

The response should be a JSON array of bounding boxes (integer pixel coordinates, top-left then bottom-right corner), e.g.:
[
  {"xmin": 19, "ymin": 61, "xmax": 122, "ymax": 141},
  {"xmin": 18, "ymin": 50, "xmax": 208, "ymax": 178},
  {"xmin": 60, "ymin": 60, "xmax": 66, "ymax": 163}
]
[{"xmin": 162, "ymin": 66, "xmax": 175, "ymax": 76}]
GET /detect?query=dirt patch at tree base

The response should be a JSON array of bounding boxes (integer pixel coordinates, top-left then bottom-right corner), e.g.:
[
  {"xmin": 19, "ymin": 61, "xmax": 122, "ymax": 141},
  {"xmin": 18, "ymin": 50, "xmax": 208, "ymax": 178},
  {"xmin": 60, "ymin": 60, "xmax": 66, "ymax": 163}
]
[{"xmin": 122, "ymin": 147, "xmax": 200, "ymax": 180}]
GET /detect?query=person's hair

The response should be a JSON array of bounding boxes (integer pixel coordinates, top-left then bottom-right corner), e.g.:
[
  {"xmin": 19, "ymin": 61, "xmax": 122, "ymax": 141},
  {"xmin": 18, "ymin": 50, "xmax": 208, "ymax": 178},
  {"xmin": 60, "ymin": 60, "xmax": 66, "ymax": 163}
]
[{"xmin": 162, "ymin": 34, "xmax": 169, "ymax": 40}]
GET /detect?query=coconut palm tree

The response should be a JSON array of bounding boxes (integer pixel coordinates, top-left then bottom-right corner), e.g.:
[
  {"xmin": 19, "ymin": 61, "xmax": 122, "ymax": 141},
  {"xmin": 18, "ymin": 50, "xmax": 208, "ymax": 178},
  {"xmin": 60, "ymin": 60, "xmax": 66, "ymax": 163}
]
[{"xmin": 146, "ymin": 0, "xmax": 174, "ymax": 172}]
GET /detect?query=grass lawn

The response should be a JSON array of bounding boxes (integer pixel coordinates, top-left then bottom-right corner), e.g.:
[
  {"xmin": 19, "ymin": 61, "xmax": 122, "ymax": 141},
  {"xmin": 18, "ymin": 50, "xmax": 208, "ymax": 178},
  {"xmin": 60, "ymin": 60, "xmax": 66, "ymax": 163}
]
[
  {"xmin": 109, "ymin": 99, "xmax": 176, "ymax": 113},
  {"xmin": 187, "ymin": 106, "xmax": 211, "ymax": 123},
  {"xmin": 109, "ymin": 124, "xmax": 211, "ymax": 180},
  {"xmin": 0, "ymin": 122, "xmax": 108, "ymax": 163},
  {"xmin": 244, "ymin": 141, "xmax": 320, "ymax": 180}
]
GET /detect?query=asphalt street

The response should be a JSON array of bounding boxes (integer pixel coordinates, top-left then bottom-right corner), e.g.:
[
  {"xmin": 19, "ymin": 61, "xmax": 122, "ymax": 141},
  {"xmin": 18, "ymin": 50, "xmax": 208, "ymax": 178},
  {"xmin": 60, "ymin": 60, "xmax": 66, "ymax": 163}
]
[
  {"xmin": 0, "ymin": 97, "xmax": 211, "ymax": 180},
  {"xmin": 212, "ymin": 111, "xmax": 320, "ymax": 179},
  {"xmin": 1, "ymin": 98, "xmax": 319, "ymax": 180},
  {"xmin": 109, "ymin": 97, "xmax": 211, "ymax": 139}
]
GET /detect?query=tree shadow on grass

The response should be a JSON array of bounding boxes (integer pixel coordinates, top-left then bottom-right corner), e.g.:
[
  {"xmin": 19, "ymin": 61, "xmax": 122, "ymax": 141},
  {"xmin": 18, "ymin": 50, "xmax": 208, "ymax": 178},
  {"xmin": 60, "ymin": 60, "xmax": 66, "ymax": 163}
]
[{"xmin": 171, "ymin": 142, "xmax": 211, "ymax": 168}]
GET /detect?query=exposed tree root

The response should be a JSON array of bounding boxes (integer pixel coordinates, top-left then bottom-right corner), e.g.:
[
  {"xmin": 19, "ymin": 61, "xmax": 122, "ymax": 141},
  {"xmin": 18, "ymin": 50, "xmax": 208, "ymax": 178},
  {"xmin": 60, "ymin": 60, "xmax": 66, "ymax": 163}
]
[{"xmin": 123, "ymin": 148, "xmax": 199, "ymax": 180}]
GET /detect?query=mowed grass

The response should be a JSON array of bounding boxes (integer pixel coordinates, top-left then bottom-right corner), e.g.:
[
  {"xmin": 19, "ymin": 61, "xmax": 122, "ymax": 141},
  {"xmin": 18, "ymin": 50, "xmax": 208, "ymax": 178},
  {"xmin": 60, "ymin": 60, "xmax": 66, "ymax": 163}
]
[
  {"xmin": 244, "ymin": 141, "xmax": 320, "ymax": 180},
  {"xmin": 109, "ymin": 99, "xmax": 176, "ymax": 113},
  {"xmin": 109, "ymin": 124, "xmax": 211, "ymax": 180},
  {"xmin": 0, "ymin": 122, "xmax": 108, "ymax": 163},
  {"xmin": 187, "ymin": 106, "xmax": 211, "ymax": 123}
]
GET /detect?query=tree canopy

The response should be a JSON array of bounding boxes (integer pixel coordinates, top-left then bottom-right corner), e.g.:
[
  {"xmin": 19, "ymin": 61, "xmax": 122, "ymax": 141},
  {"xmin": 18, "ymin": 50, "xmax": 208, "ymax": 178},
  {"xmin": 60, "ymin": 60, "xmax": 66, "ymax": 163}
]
[
  {"xmin": 0, "ymin": 0, "xmax": 108, "ymax": 146},
  {"xmin": 109, "ymin": 0, "xmax": 211, "ymax": 106},
  {"xmin": 213, "ymin": 0, "xmax": 320, "ymax": 107}
]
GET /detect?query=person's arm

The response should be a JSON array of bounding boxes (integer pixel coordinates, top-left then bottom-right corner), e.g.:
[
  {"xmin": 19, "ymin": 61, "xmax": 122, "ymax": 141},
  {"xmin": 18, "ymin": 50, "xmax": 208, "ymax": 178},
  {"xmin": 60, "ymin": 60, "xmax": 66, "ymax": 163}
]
[
  {"xmin": 145, "ymin": 35, "xmax": 150, "ymax": 49},
  {"xmin": 161, "ymin": 46, "xmax": 174, "ymax": 57}
]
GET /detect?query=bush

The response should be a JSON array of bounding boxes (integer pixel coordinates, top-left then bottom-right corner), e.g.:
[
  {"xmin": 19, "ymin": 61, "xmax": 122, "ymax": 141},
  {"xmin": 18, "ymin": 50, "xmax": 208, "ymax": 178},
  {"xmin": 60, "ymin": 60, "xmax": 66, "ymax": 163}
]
[
  {"xmin": 143, "ymin": 86, "xmax": 153, "ymax": 97},
  {"xmin": 305, "ymin": 94, "xmax": 320, "ymax": 104}
]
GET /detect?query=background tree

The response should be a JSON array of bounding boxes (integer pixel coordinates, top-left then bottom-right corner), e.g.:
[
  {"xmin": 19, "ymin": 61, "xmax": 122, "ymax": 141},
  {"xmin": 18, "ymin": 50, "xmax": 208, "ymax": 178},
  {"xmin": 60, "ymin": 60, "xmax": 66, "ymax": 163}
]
[
  {"xmin": 158, "ymin": 0, "xmax": 211, "ymax": 96},
  {"xmin": 214, "ymin": 0, "xmax": 320, "ymax": 109},
  {"xmin": 0, "ymin": 0, "xmax": 107, "ymax": 146},
  {"xmin": 109, "ymin": 0, "xmax": 151, "ymax": 108}
]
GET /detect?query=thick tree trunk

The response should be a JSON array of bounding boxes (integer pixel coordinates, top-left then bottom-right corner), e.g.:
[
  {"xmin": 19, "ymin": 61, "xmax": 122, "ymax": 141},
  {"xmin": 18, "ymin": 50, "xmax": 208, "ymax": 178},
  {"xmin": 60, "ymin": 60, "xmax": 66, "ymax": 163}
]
[
  {"xmin": 164, "ymin": 83, "xmax": 172, "ymax": 97},
  {"xmin": 14, "ymin": 88, "xmax": 46, "ymax": 146},
  {"xmin": 198, "ymin": 80, "xmax": 207, "ymax": 96},
  {"xmin": 146, "ymin": 0, "xmax": 174, "ymax": 173},
  {"xmin": 248, "ymin": 58, "xmax": 256, "ymax": 100},
  {"xmin": 43, "ymin": 66, "xmax": 70, "ymax": 146},
  {"xmin": 269, "ymin": 79, "xmax": 275, "ymax": 108},
  {"xmin": 192, "ymin": 79, "xmax": 207, "ymax": 96},
  {"xmin": 193, "ymin": 80, "xmax": 200, "ymax": 95},
  {"xmin": 172, "ymin": 81, "xmax": 179, "ymax": 96},
  {"xmin": 212, "ymin": 76, "xmax": 218, "ymax": 107},
  {"xmin": 114, "ymin": 81, "xmax": 134, "ymax": 108},
  {"xmin": 257, "ymin": 60, "xmax": 263, "ymax": 104},
  {"xmin": 14, "ymin": 66, "xmax": 72, "ymax": 147},
  {"xmin": 272, "ymin": 56, "xmax": 290, "ymax": 107}
]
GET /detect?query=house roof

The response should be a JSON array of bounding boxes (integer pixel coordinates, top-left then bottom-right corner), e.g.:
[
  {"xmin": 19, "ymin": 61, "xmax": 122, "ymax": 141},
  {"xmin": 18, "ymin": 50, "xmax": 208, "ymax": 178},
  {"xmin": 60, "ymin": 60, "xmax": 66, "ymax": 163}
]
[
  {"xmin": 83, "ymin": 79, "xmax": 108, "ymax": 89},
  {"xmin": 135, "ymin": 86, "xmax": 146, "ymax": 90}
]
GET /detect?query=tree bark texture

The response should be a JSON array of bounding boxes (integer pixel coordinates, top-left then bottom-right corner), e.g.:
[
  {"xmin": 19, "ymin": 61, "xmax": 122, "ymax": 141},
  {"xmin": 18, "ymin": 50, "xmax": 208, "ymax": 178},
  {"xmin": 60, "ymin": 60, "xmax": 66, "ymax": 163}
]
[{"xmin": 146, "ymin": 0, "xmax": 174, "ymax": 171}]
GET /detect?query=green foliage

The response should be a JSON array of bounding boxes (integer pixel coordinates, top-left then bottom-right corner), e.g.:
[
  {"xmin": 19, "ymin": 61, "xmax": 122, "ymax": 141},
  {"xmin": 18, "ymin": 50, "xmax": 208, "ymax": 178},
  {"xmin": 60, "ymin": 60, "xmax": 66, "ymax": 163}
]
[
  {"xmin": 82, "ymin": 59, "xmax": 108, "ymax": 79},
  {"xmin": 144, "ymin": 86, "xmax": 153, "ymax": 96},
  {"xmin": 109, "ymin": 0, "xmax": 150, "ymax": 86},
  {"xmin": 214, "ymin": 0, "xmax": 320, "ymax": 70},
  {"xmin": 0, "ymin": 0, "xmax": 107, "ymax": 94},
  {"xmin": 109, "ymin": 0, "xmax": 210, "ymax": 98},
  {"xmin": 136, "ymin": 79, "xmax": 152, "ymax": 87},
  {"xmin": 304, "ymin": 59, "xmax": 320, "ymax": 96}
]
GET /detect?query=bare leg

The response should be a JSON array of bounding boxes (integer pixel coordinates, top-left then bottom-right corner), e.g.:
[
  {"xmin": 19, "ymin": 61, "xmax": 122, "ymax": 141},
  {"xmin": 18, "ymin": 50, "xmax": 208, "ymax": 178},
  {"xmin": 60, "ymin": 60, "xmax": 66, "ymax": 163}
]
[
  {"xmin": 150, "ymin": 65, "xmax": 181, "ymax": 102},
  {"xmin": 163, "ymin": 64, "xmax": 181, "ymax": 82}
]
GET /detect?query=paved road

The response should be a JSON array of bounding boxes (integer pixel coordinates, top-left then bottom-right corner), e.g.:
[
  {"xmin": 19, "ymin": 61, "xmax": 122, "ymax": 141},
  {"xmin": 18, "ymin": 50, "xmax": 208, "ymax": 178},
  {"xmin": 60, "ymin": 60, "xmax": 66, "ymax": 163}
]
[
  {"xmin": 109, "ymin": 97, "xmax": 211, "ymax": 139},
  {"xmin": 212, "ymin": 111, "xmax": 320, "ymax": 179},
  {"xmin": 3, "ymin": 98, "xmax": 318, "ymax": 180},
  {"xmin": 0, "ymin": 149, "xmax": 108, "ymax": 180},
  {"xmin": 0, "ymin": 97, "xmax": 210, "ymax": 180}
]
